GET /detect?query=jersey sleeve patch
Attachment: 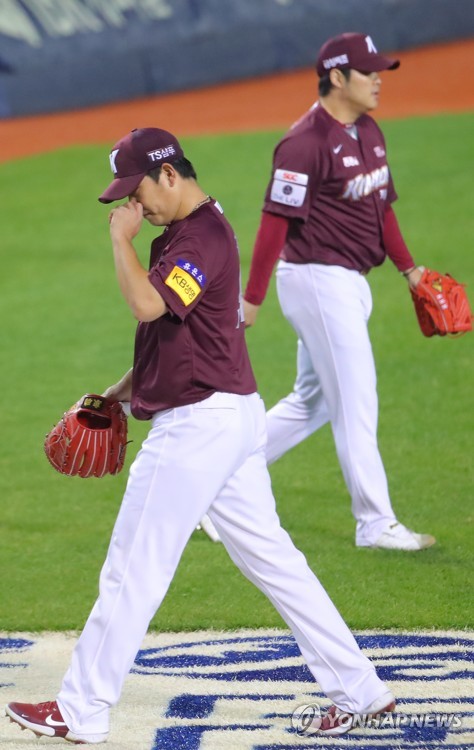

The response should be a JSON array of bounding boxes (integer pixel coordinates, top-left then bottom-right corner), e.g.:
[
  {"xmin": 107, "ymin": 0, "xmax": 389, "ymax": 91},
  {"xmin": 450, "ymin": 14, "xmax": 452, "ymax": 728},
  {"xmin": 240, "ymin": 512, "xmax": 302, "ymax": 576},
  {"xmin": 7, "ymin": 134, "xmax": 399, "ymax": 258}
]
[
  {"xmin": 270, "ymin": 168, "xmax": 308, "ymax": 208},
  {"xmin": 164, "ymin": 258, "xmax": 206, "ymax": 307}
]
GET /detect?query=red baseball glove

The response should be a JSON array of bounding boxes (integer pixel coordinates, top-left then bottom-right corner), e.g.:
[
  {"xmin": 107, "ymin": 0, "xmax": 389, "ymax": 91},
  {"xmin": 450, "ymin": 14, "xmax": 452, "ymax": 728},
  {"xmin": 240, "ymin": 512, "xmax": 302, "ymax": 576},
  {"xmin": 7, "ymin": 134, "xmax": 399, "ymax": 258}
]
[
  {"xmin": 410, "ymin": 268, "xmax": 473, "ymax": 337},
  {"xmin": 44, "ymin": 394, "xmax": 128, "ymax": 478}
]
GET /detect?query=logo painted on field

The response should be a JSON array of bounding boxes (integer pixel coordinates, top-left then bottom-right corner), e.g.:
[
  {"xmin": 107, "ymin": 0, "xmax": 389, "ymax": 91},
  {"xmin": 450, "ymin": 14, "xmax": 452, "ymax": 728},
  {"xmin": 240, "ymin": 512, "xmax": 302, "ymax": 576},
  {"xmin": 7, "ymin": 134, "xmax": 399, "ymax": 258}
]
[
  {"xmin": 130, "ymin": 633, "xmax": 474, "ymax": 749},
  {"xmin": 0, "ymin": 637, "xmax": 34, "ymax": 688},
  {"xmin": 1, "ymin": 633, "xmax": 471, "ymax": 749}
]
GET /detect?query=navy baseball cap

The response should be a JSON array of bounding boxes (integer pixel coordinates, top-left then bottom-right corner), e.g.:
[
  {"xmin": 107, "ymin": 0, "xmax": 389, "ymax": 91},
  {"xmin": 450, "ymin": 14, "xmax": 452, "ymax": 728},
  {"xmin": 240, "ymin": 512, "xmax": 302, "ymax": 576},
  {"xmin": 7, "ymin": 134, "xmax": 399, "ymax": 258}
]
[
  {"xmin": 316, "ymin": 33, "xmax": 400, "ymax": 77},
  {"xmin": 99, "ymin": 127, "xmax": 184, "ymax": 204}
]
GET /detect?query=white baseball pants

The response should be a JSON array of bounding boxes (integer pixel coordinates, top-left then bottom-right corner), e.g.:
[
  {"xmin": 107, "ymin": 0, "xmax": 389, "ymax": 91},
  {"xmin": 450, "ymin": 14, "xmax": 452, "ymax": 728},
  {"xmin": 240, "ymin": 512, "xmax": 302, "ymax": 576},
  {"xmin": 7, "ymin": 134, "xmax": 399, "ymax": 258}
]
[
  {"xmin": 57, "ymin": 391, "xmax": 388, "ymax": 740},
  {"xmin": 267, "ymin": 262, "xmax": 397, "ymax": 546}
]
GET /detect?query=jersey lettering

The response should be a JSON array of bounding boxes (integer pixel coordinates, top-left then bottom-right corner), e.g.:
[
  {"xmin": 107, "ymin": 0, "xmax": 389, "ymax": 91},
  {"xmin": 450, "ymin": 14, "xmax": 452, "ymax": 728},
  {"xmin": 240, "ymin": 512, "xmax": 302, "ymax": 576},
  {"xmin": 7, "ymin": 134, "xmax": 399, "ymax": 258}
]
[
  {"xmin": 343, "ymin": 156, "xmax": 359, "ymax": 168},
  {"xmin": 271, "ymin": 168, "xmax": 308, "ymax": 207},
  {"xmin": 341, "ymin": 165, "xmax": 389, "ymax": 201}
]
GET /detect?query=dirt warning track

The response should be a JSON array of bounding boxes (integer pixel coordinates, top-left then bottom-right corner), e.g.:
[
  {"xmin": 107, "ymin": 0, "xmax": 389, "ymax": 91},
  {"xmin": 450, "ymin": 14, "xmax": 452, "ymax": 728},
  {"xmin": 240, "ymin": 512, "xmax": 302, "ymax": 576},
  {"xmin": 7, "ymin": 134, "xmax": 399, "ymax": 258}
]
[{"xmin": 0, "ymin": 38, "xmax": 473, "ymax": 163}]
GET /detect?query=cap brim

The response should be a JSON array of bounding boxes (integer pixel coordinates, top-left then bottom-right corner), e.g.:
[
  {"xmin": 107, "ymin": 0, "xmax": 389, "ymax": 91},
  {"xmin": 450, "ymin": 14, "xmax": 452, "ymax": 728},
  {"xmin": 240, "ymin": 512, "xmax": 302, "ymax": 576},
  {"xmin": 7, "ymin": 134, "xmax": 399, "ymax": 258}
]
[
  {"xmin": 359, "ymin": 55, "xmax": 400, "ymax": 72},
  {"xmin": 98, "ymin": 173, "xmax": 146, "ymax": 204}
]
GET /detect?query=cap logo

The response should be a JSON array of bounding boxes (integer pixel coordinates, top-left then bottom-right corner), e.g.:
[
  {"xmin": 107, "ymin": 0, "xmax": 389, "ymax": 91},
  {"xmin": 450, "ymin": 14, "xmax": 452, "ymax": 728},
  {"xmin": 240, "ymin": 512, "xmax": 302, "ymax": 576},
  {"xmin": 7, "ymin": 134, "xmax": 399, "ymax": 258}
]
[
  {"xmin": 323, "ymin": 53, "xmax": 349, "ymax": 71},
  {"xmin": 147, "ymin": 146, "xmax": 177, "ymax": 163},
  {"xmin": 109, "ymin": 149, "xmax": 119, "ymax": 174},
  {"xmin": 365, "ymin": 35, "xmax": 377, "ymax": 54}
]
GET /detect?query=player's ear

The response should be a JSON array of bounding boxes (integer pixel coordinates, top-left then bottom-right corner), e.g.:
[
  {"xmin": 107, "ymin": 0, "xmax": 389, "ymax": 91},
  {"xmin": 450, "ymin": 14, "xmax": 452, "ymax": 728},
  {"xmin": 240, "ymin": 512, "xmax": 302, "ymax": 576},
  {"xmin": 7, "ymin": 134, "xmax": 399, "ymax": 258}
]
[
  {"xmin": 161, "ymin": 163, "xmax": 177, "ymax": 186},
  {"xmin": 329, "ymin": 68, "xmax": 346, "ymax": 89}
]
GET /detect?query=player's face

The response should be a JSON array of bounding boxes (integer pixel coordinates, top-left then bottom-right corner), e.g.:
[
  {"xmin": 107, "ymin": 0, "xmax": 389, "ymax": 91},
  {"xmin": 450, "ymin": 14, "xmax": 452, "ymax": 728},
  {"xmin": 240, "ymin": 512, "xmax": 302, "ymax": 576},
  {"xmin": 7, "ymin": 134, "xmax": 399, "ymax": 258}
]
[
  {"xmin": 130, "ymin": 169, "xmax": 181, "ymax": 226},
  {"xmin": 343, "ymin": 69, "xmax": 382, "ymax": 114}
]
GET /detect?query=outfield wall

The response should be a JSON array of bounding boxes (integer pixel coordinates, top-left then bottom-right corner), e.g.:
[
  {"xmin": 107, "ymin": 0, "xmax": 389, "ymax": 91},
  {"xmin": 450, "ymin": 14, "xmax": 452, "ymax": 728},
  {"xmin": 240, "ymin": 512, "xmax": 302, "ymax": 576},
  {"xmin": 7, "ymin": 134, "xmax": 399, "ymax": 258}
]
[{"xmin": 1, "ymin": 0, "xmax": 474, "ymax": 119}]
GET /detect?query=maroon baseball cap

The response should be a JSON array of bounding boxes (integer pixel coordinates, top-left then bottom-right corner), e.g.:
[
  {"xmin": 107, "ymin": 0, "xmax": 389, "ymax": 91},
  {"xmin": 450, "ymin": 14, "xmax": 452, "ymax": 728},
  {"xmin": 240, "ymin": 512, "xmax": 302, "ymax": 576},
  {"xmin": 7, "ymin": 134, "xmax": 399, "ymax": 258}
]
[
  {"xmin": 98, "ymin": 127, "xmax": 184, "ymax": 203},
  {"xmin": 316, "ymin": 32, "xmax": 400, "ymax": 77}
]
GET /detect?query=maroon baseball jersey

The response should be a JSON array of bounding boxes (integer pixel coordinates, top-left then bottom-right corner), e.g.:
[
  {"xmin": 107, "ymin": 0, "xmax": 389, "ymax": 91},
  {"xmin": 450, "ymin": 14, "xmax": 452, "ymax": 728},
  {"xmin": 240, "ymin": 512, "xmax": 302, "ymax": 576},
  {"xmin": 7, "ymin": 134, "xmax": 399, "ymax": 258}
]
[
  {"xmin": 263, "ymin": 103, "xmax": 398, "ymax": 271},
  {"xmin": 131, "ymin": 200, "xmax": 257, "ymax": 419}
]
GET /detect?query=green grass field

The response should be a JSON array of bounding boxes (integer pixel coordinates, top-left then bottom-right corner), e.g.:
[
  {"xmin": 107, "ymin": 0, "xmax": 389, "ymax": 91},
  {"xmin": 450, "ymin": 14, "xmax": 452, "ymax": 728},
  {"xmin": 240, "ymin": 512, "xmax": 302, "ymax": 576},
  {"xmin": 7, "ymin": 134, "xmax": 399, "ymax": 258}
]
[{"xmin": 0, "ymin": 113, "xmax": 473, "ymax": 633}]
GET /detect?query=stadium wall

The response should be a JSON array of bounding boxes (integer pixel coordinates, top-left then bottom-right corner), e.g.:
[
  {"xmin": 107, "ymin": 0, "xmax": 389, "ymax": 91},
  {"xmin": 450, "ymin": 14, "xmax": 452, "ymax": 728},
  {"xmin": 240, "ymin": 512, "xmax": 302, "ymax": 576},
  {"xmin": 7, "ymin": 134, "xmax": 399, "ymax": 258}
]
[{"xmin": 1, "ymin": 0, "xmax": 474, "ymax": 119}]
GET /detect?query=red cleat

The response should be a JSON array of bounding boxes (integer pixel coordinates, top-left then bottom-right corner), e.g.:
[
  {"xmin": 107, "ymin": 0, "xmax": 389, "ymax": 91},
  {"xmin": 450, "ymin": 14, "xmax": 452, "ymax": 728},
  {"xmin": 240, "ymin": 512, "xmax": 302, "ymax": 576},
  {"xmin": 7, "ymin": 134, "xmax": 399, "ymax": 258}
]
[{"xmin": 5, "ymin": 700, "xmax": 106, "ymax": 744}]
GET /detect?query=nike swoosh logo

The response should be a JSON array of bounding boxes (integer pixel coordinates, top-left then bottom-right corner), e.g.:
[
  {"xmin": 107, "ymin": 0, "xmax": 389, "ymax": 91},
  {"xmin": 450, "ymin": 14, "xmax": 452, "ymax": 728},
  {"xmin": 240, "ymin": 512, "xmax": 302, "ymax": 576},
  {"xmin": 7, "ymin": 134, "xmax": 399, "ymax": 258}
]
[
  {"xmin": 333, "ymin": 144, "xmax": 343, "ymax": 154},
  {"xmin": 45, "ymin": 715, "xmax": 67, "ymax": 727}
]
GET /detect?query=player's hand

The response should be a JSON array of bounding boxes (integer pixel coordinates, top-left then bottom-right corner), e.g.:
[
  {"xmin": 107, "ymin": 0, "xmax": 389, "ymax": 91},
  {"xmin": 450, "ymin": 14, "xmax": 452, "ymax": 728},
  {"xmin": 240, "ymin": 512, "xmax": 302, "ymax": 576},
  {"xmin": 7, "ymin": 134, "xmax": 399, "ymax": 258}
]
[
  {"xmin": 243, "ymin": 299, "xmax": 260, "ymax": 327},
  {"xmin": 109, "ymin": 198, "xmax": 143, "ymax": 242},
  {"xmin": 404, "ymin": 266, "xmax": 424, "ymax": 289},
  {"xmin": 102, "ymin": 368, "xmax": 133, "ymax": 403}
]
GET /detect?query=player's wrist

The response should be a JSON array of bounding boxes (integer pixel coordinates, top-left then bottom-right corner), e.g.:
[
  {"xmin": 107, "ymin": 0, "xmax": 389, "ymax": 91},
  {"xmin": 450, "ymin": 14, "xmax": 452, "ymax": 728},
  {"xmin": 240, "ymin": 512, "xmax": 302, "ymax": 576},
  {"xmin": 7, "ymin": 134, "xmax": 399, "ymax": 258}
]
[{"xmin": 402, "ymin": 265, "xmax": 424, "ymax": 278}]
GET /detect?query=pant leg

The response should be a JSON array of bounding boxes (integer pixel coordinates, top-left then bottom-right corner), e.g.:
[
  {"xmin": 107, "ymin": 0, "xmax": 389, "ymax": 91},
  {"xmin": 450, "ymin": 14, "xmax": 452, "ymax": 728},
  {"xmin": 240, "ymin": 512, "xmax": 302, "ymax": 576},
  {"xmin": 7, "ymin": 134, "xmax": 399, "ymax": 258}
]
[
  {"xmin": 57, "ymin": 393, "xmax": 257, "ymax": 738},
  {"xmin": 208, "ymin": 397, "xmax": 389, "ymax": 714},
  {"xmin": 276, "ymin": 262, "xmax": 396, "ymax": 545},
  {"xmin": 266, "ymin": 337, "xmax": 330, "ymax": 464}
]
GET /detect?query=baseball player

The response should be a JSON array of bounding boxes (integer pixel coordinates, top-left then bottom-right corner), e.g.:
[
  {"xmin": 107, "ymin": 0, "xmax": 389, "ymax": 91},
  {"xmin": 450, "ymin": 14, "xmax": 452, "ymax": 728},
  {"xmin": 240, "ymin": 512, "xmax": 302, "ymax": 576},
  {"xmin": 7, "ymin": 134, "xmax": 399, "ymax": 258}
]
[
  {"xmin": 5, "ymin": 127, "xmax": 395, "ymax": 741},
  {"xmin": 243, "ymin": 33, "xmax": 436, "ymax": 551}
]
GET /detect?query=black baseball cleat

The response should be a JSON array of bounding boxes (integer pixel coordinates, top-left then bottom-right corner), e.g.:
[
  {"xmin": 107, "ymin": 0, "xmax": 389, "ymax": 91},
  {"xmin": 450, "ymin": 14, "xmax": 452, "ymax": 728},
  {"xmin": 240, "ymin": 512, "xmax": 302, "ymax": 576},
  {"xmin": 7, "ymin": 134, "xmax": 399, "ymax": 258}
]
[{"xmin": 5, "ymin": 700, "xmax": 107, "ymax": 744}]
